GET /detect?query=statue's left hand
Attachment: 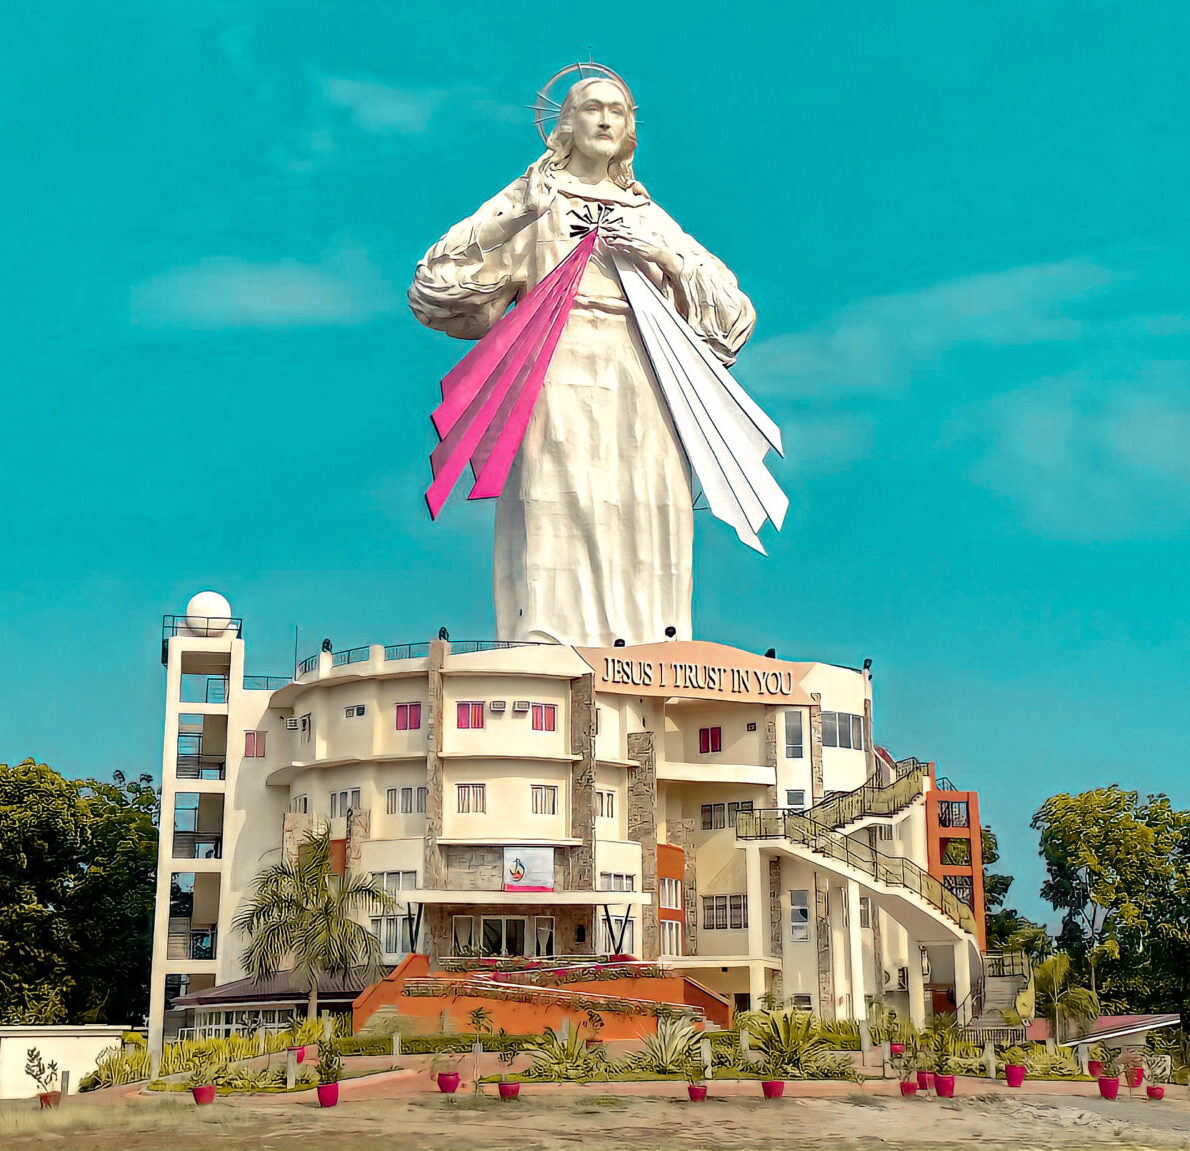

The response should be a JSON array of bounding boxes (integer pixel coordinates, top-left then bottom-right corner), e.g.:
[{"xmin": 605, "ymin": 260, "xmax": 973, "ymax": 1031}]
[{"xmin": 600, "ymin": 220, "xmax": 681, "ymax": 282}]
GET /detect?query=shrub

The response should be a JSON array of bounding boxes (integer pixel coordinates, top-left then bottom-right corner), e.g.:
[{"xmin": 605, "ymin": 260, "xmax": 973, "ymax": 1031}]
[
  {"xmin": 317, "ymin": 1040, "xmax": 342, "ymax": 1085},
  {"xmin": 524, "ymin": 1027, "xmax": 609, "ymax": 1083},
  {"xmin": 742, "ymin": 1011, "xmax": 857, "ymax": 1081},
  {"xmin": 628, "ymin": 1018, "xmax": 701, "ymax": 1076}
]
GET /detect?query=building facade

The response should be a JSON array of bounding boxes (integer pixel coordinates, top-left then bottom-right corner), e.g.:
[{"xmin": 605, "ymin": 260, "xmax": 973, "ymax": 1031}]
[{"xmin": 148, "ymin": 600, "xmax": 985, "ymax": 1049}]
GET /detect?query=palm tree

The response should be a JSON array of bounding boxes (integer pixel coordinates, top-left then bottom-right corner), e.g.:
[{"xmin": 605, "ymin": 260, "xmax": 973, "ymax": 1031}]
[
  {"xmin": 232, "ymin": 826, "xmax": 400, "ymax": 1019},
  {"xmin": 1033, "ymin": 952, "xmax": 1099, "ymax": 1043}
]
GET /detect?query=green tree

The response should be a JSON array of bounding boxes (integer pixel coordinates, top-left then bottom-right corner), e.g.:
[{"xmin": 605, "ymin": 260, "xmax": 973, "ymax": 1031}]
[
  {"xmin": 1031, "ymin": 787, "xmax": 1168, "ymax": 998},
  {"xmin": 1033, "ymin": 952, "xmax": 1099, "ymax": 1042},
  {"xmin": 0, "ymin": 758, "xmax": 158, "ymax": 1025},
  {"xmin": 232, "ymin": 827, "xmax": 398, "ymax": 1018}
]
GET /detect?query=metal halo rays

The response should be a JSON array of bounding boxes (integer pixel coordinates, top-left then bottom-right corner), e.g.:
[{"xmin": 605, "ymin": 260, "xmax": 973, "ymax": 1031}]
[{"xmin": 529, "ymin": 60, "xmax": 635, "ymax": 145}]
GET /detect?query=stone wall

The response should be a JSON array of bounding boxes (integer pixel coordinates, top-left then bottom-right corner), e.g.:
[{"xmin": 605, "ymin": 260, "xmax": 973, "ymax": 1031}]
[
  {"xmin": 668, "ymin": 817, "xmax": 698, "ymax": 956},
  {"xmin": 809, "ymin": 694, "xmax": 824, "ymax": 804},
  {"xmin": 815, "ymin": 872, "xmax": 833, "ymax": 1020},
  {"xmin": 422, "ymin": 638, "xmax": 448, "ymax": 887},
  {"xmin": 568, "ymin": 673, "xmax": 597, "ymax": 890},
  {"xmin": 626, "ymin": 730, "xmax": 658, "ymax": 957}
]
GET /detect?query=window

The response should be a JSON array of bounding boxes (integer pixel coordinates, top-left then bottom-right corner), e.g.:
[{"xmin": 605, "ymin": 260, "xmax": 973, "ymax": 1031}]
[
  {"xmin": 395, "ymin": 702, "xmax": 422, "ymax": 731},
  {"xmin": 790, "ymin": 890, "xmax": 810, "ymax": 941},
  {"xmin": 599, "ymin": 872, "xmax": 635, "ymax": 891},
  {"xmin": 457, "ymin": 783, "xmax": 486, "ymax": 813},
  {"xmin": 531, "ymin": 703, "xmax": 557, "ymax": 732},
  {"xmin": 372, "ymin": 869, "xmax": 417, "ymax": 900},
  {"xmin": 330, "ymin": 789, "xmax": 361, "ymax": 818},
  {"xmin": 659, "ymin": 877, "xmax": 682, "ymax": 910},
  {"xmin": 859, "ymin": 896, "xmax": 872, "ymax": 929},
  {"xmin": 659, "ymin": 919, "xmax": 683, "ymax": 955},
  {"xmin": 596, "ymin": 789, "xmax": 615, "ymax": 819},
  {"xmin": 821, "ymin": 711, "xmax": 865, "ymax": 751},
  {"xmin": 702, "ymin": 894, "xmax": 748, "ymax": 930},
  {"xmin": 531, "ymin": 784, "xmax": 558, "ymax": 815},
  {"xmin": 452, "ymin": 915, "xmax": 476, "ymax": 956},
  {"xmin": 785, "ymin": 789, "xmax": 807, "ymax": 810},
  {"xmin": 344, "ymin": 705, "xmax": 366, "ymax": 718},
  {"xmin": 299, "ymin": 714, "xmax": 312, "ymax": 744},
  {"xmin": 400, "ymin": 787, "xmax": 414, "ymax": 814},
  {"xmin": 370, "ymin": 915, "xmax": 414, "ymax": 956},
  {"xmin": 784, "ymin": 710, "xmax": 804, "ymax": 758},
  {"xmin": 290, "ymin": 794, "xmax": 308, "ymax": 814},
  {"xmin": 598, "ymin": 913, "xmax": 635, "ymax": 956},
  {"xmin": 791, "ymin": 994, "xmax": 813, "ymax": 1010},
  {"xmin": 594, "ymin": 707, "xmax": 601, "ymax": 735},
  {"xmin": 386, "ymin": 788, "xmax": 398, "ymax": 815},
  {"xmin": 416, "ymin": 786, "xmax": 428, "ymax": 813},
  {"xmin": 481, "ymin": 916, "xmax": 527, "ymax": 956},
  {"xmin": 244, "ymin": 730, "xmax": 267, "ymax": 757},
  {"xmin": 698, "ymin": 726, "xmax": 722, "ymax": 754},
  {"xmin": 877, "ymin": 823, "xmax": 894, "ymax": 841},
  {"xmin": 456, "ymin": 702, "xmax": 484, "ymax": 729},
  {"xmin": 700, "ymin": 801, "xmax": 751, "ymax": 829},
  {"xmin": 728, "ymin": 800, "xmax": 753, "ymax": 827}
]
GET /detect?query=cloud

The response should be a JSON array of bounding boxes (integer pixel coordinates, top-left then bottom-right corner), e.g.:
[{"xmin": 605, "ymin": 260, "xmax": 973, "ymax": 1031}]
[
  {"xmin": 320, "ymin": 75, "xmax": 447, "ymax": 134},
  {"xmin": 970, "ymin": 364, "xmax": 1190, "ymax": 537},
  {"xmin": 132, "ymin": 250, "xmax": 398, "ymax": 329},
  {"xmin": 745, "ymin": 258, "xmax": 1112, "ymax": 400}
]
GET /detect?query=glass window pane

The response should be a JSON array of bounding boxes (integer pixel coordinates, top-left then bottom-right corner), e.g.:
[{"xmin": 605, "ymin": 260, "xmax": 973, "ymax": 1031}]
[
  {"xmin": 504, "ymin": 918, "xmax": 525, "ymax": 956},
  {"xmin": 852, "ymin": 714, "xmax": 865, "ymax": 750},
  {"xmin": 837, "ymin": 715, "xmax": 852, "ymax": 749},
  {"xmin": 822, "ymin": 712, "xmax": 838, "ymax": 747},
  {"xmin": 701, "ymin": 804, "xmax": 713, "ymax": 830}
]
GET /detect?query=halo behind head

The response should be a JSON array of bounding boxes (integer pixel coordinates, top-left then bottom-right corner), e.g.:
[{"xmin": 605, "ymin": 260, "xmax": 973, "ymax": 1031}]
[{"xmin": 531, "ymin": 61, "xmax": 636, "ymax": 144}]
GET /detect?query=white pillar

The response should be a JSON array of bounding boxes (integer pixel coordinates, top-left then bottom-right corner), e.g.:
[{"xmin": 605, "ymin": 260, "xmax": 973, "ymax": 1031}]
[
  {"xmin": 846, "ymin": 880, "xmax": 866, "ymax": 1022},
  {"xmin": 748, "ymin": 962, "xmax": 768, "ymax": 1011},
  {"xmin": 908, "ymin": 943, "xmax": 926, "ymax": 1029},
  {"xmin": 953, "ymin": 941, "xmax": 972, "ymax": 1025}
]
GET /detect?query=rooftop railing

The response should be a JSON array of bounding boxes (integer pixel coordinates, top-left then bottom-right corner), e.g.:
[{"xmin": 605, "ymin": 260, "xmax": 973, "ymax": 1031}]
[
  {"xmin": 736, "ymin": 807, "xmax": 978, "ymax": 937},
  {"xmin": 161, "ymin": 615, "xmax": 243, "ymax": 665},
  {"xmin": 295, "ymin": 638, "xmax": 557, "ymax": 677},
  {"xmin": 332, "ymin": 645, "xmax": 371, "ymax": 667}
]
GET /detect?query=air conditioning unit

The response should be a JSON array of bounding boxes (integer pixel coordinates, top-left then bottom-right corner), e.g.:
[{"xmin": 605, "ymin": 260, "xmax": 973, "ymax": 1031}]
[
  {"xmin": 512, "ymin": 700, "xmax": 531, "ymax": 713},
  {"xmin": 490, "ymin": 700, "xmax": 507, "ymax": 713},
  {"xmin": 283, "ymin": 717, "xmax": 299, "ymax": 730}
]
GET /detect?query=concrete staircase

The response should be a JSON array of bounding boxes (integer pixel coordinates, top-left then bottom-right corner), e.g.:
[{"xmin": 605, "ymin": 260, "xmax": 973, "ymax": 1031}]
[{"xmin": 963, "ymin": 951, "xmax": 1033, "ymax": 1043}]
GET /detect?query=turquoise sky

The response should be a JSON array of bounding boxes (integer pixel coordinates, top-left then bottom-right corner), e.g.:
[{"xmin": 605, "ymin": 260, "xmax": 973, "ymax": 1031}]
[{"xmin": 4, "ymin": 1, "xmax": 1189, "ymax": 923}]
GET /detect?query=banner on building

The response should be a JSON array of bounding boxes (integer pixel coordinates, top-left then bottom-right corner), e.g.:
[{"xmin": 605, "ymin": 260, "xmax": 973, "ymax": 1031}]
[{"xmin": 503, "ymin": 846, "xmax": 554, "ymax": 892}]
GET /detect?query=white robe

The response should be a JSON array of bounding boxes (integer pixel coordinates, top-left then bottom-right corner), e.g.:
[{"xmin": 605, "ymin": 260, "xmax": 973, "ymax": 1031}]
[{"xmin": 409, "ymin": 172, "xmax": 759, "ymax": 647}]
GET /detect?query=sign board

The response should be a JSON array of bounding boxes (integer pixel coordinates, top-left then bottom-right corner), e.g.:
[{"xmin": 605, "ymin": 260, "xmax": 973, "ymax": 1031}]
[
  {"xmin": 503, "ymin": 846, "xmax": 554, "ymax": 892},
  {"xmin": 576, "ymin": 641, "xmax": 817, "ymax": 706}
]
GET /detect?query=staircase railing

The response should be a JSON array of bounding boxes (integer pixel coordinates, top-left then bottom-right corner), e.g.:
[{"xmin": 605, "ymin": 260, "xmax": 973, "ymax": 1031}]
[
  {"xmin": 736, "ymin": 807, "xmax": 979, "ymax": 937},
  {"xmin": 806, "ymin": 764, "xmax": 928, "ymax": 829}
]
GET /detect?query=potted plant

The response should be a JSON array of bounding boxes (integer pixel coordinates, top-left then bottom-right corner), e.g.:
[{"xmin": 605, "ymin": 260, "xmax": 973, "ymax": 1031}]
[
  {"xmin": 932, "ymin": 1035, "xmax": 957, "ymax": 1100},
  {"xmin": 915, "ymin": 1043, "xmax": 936, "ymax": 1093},
  {"xmin": 496, "ymin": 1043, "xmax": 520, "ymax": 1100},
  {"xmin": 1145, "ymin": 1055, "xmax": 1167, "ymax": 1101},
  {"xmin": 188, "ymin": 1053, "xmax": 221, "ymax": 1105},
  {"xmin": 1087, "ymin": 1043, "xmax": 1107, "ymax": 1079},
  {"xmin": 25, "ymin": 1050, "xmax": 61, "ymax": 1110},
  {"xmin": 430, "ymin": 1051, "xmax": 462, "ymax": 1094},
  {"xmin": 685, "ymin": 1056, "xmax": 708, "ymax": 1102},
  {"xmin": 1096, "ymin": 1049, "xmax": 1121, "ymax": 1100},
  {"xmin": 316, "ymin": 1039, "xmax": 342, "ymax": 1107},
  {"xmin": 891, "ymin": 1051, "xmax": 919, "ymax": 1097},
  {"xmin": 1002, "ymin": 1045, "xmax": 1027, "ymax": 1088},
  {"xmin": 1120, "ymin": 1050, "xmax": 1144, "ymax": 1089}
]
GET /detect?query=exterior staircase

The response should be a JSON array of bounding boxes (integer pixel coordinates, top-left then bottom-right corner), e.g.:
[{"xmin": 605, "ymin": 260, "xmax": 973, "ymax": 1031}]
[
  {"xmin": 804, "ymin": 760, "xmax": 929, "ymax": 831},
  {"xmin": 963, "ymin": 951, "xmax": 1033, "ymax": 1044}
]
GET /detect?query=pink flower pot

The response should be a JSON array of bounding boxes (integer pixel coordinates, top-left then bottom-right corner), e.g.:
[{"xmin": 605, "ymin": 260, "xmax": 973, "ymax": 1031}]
[
  {"xmin": 1087, "ymin": 1060, "xmax": 1104, "ymax": 1078},
  {"xmin": 899, "ymin": 1082, "xmax": 919, "ymax": 1097},
  {"xmin": 1125, "ymin": 1067, "xmax": 1144, "ymax": 1088},
  {"xmin": 890, "ymin": 1042, "xmax": 905, "ymax": 1056},
  {"xmin": 498, "ymin": 1082, "xmax": 520, "ymax": 1100},
  {"xmin": 1005, "ymin": 1064, "xmax": 1026, "ymax": 1088},
  {"xmin": 191, "ymin": 1085, "xmax": 216, "ymax": 1105},
  {"xmin": 287, "ymin": 1046, "xmax": 306, "ymax": 1064},
  {"xmin": 1147, "ymin": 1085, "xmax": 1165, "ymax": 1101},
  {"xmin": 1097, "ymin": 1076, "xmax": 1120, "ymax": 1101},
  {"xmin": 761, "ymin": 1080, "xmax": 784, "ymax": 1099},
  {"xmin": 687, "ymin": 1084, "xmax": 707, "ymax": 1102},
  {"xmin": 316, "ymin": 1083, "xmax": 339, "ymax": 1108},
  {"xmin": 916, "ymin": 1070, "xmax": 935, "ymax": 1091},
  {"xmin": 437, "ymin": 1072, "xmax": 460, "ymax": 1094},
  {"xmin": 934, "ymin": 1074, "xmax": 956, "ymax": 1098}
]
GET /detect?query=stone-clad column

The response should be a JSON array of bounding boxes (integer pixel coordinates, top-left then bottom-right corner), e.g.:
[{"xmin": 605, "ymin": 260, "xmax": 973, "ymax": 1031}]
[
  {"xmin": 863, "ymin": 697, "xmax": 877, "ymax": 782},
  {"xmin": 568, "ymin": 673, "xmax": 597, "ymax": 891},
  {"xmin": 423, "ymin": 638, "xmax": 448, "ymax": 892},
  {"xmin": 763, "ymin": 705, "xmax": 779, "ymax": 807},
  {"xmin": 669, "ymin": 817, "xmax": 698, "ymax": 956},
  {"xmin": 768, "ymin": 856, "xmax": 783, "ymax": 999},
  {"xmin": 815, "ymin": 872, "xmax": 834, "ymax": 1020},
  {"xmin": 809, "ymin": 694, "xmax": 824, "ymax": 804},
  {"xmin": 627, "ymin": 730, "xmax": 658, "ymax": 958}
]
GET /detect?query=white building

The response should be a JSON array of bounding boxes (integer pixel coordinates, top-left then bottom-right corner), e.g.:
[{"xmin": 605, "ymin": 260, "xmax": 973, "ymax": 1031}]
[{"xmin": 148, "ymin": 594, "xmax": 985, "ymax": 1049}]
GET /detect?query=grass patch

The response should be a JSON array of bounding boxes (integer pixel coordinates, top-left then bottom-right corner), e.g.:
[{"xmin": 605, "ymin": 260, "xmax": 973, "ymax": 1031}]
[{"xmin": 0, "ymin": 1098, "xmax": 243, "ymax": 1140}]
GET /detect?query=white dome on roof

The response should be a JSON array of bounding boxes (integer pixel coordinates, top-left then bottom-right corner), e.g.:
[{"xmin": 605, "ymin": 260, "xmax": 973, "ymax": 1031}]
[{"xmin": 185, "ymin": 590, "xmax": 235, "ymax": 636}]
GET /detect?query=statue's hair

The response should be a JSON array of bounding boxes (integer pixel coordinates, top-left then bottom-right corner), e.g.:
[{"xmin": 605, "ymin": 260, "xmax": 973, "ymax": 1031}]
[{"xmin": 533, "ymin": 75, "xmax": 646, "ymax": 195}]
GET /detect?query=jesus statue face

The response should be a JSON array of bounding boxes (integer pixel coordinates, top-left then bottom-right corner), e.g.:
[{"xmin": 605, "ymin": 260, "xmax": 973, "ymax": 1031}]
[{"xmin": 568, "ymin": 80, "xmax": 629, "ymax": 165}]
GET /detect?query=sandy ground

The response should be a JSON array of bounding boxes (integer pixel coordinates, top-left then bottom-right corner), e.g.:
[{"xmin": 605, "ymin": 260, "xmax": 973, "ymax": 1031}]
[{"xmin": 3, "ymin": 1069, "xmax": 1189, "ymax": 1151}]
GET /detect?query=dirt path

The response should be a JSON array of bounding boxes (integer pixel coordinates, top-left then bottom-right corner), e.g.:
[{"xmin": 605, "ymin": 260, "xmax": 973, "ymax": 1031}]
[{"xmin": 4, "ymin": 1087, "xmax": 1190, "ymax": 1151}]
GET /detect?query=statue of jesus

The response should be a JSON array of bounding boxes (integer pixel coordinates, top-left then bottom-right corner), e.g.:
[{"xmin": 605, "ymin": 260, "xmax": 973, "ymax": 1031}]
[{"xmin": 409, "ymin": 67, "xmax": 783, "ymax": 647}]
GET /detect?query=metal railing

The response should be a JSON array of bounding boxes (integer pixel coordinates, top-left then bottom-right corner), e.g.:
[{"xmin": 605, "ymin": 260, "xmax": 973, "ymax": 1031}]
[
  {"xmin": 806, "ymin": 764, "xmax": 927, "ymax": 829},
  {"xmin": 934, "ymin": 775, "xmax": 959, "ymax": 792},
  {"xmin": 448, "ymin": 639, "xmax": 558, "ymax": 654},
  {"xmin": 385, "ymin": 642, "xmax": 431, "ymax": 661},
  {"xmin": 176, "ymin": 754, "xmax": 226, "ymax": 781},
  {"xmin": 171, "ymin": 831, "xmax": 223, "ymax": 860},
  {"xmin": 243, "ymin": 675, "xmax": 291, "ymax": 691},
  {"xmin": 936, "ymin": 800, "xmax": 971, "ymax": 828},
  {"xmin": 161, "ymin": 614, "xmax": 243, "ymax": 665},
  {"xmin": 332, "ymin": 645, "xmax": 371, "ymax": 667},
  {"xmin": 735, "ymin": 808, "xmax": 979, "ymax": 937},
  {"xmin": 985, "ymin": 950, "xmax": 1030, "ymax": 979},
  {"xmin": 297, "ymin": 654, "xmax": 320, "ymax": 676}
]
